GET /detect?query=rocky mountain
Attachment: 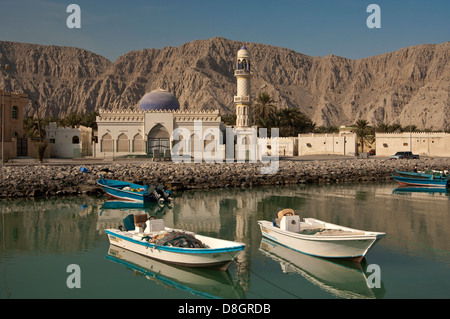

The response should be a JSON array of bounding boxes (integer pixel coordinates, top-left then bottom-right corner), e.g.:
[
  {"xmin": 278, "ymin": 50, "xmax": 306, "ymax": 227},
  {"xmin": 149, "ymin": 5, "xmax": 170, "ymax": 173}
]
[{"xmin": 0, "ymin": 37, "xmax": 449, "ymax": 130}]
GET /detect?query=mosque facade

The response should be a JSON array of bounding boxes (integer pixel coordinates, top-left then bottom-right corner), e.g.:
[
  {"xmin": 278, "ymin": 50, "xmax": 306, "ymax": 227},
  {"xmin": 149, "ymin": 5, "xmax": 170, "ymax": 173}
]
[{"xmin": 95, "ymin": 46, "xmax": 255, "ymax": 160}]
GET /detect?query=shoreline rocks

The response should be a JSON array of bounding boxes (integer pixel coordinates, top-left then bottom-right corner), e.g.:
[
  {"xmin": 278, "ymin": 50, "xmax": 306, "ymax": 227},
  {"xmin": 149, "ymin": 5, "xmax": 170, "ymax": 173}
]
[{"xmin": 1, "ymin": 157, "xmax": 450, "ymax": 199}]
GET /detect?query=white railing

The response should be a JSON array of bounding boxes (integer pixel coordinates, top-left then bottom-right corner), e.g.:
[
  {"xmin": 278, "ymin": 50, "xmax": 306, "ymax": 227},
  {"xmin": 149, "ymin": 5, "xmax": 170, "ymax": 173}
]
[
  {"xmin": 234, "ymin": 70, "xmax": 251, "ymax": 76},
  {"xmin": 234, "ymin": 96, "xmax": 251, "ymax": 103}
]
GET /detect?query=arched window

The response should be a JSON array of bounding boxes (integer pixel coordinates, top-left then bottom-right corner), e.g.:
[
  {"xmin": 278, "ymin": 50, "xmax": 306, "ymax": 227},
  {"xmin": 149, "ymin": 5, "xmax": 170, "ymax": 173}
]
[
  {"xmin": 12, "ymin": 106, "xmax": 18, "ymax": 119},
  {"xmin": 117, "ymin": 133, "xmax": 129, "ymax": 152},
  {"xmin": 101, "ymin": 133, "xmax": 113, "ymax": 152},
  {"xmin": 72, "ymin": 136, "xmax": 80, "ymax": 144}
]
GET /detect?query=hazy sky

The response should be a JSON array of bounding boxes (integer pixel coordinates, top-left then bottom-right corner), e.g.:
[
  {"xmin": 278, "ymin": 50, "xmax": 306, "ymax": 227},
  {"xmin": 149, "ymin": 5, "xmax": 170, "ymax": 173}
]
[{"xmin": 0, "ymin": 0, "xmax": 448, "ymax": 61}]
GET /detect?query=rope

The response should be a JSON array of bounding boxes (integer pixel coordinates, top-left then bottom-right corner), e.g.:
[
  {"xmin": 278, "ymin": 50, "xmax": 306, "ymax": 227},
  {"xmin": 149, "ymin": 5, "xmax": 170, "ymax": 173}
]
[{"xmin": 230, "ymin": 252, "xmax": 303, "ymax": 299}]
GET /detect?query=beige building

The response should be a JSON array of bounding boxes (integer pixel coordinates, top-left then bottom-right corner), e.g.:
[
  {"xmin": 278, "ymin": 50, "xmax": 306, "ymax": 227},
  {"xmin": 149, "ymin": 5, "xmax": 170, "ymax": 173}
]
[
  {"xmin": 45, "ymin": 122, "xmax": 93, "ymax": 158},
  {"xmin": 95, "ymin": 102, "xmax": 224, "ymax": 159},
  {"xmin": 375, "ymin": 132, "xmax": 450, "ymax": 157},
  {"xmin": 298, "ymin": 132, "xmax": 358, "ymax": 156},
  {"xmin": 0, "ymin": 90, "xmax": 30, "ymax": 161}
]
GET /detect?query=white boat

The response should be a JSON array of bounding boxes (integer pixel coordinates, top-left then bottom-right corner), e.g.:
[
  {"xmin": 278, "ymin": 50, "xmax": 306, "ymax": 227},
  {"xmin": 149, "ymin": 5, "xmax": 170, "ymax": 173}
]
[
  {"xmin": 257, "ymin": 209, "xmax": 385, "ymax": 263},
  {"xmin": 105, "ymin": 214, "xmax": 245, "ymax": 271}
]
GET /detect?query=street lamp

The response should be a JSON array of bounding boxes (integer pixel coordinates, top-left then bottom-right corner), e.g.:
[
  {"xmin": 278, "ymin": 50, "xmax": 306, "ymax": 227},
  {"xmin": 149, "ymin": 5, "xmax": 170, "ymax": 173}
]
[{"xmin": 1, "ymin": 64, "xmax": 10, "ymax": 165}]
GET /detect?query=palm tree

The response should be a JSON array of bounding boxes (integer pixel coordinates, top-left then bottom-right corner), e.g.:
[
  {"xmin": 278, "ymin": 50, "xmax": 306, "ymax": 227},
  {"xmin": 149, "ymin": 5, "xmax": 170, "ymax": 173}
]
[
  {"xmin": 354, "ymin": 119, "xmax": 374, "ymax": 153},
  {"xmin": 254, "ymin": 92, "xmax": 276, "ymax": 125},
  {"xmin": 375, "ymin": 123, "xmax": 390, "ymax": 133},
  {"xmin": 63, "ymin": 112, "xmax": 82, "ymax": 128}
]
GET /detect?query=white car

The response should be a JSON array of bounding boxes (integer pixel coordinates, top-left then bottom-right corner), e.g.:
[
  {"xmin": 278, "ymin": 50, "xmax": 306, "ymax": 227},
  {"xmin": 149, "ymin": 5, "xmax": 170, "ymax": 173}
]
[{"xmin": 389, "ymin": 151, "xmax": 419, "ymax": 159}]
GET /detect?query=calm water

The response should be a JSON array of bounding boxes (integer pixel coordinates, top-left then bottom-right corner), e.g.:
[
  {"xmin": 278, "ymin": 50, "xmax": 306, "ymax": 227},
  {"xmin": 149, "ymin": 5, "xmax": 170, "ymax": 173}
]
[{"xmin": 1, "ymin": 182, "xmax": 449, "ymax": 299}]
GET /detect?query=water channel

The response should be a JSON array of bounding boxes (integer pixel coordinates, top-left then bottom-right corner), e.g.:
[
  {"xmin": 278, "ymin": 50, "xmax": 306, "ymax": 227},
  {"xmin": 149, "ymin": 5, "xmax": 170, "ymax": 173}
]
[{"xmin": 1, "ymin": 182, "xmax": 449, "ymax": 299}]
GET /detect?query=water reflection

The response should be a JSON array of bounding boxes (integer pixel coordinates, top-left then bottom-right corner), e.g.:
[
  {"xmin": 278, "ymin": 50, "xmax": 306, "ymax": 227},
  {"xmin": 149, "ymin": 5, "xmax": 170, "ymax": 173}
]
[
  {"xmin": 393, "ymin": 186, "xmax": 449, "ymax": 197},
  {"xmin": 259, "ymin": 238, "xmax": 386, "ymax": 299},
  {"xmin": 1, "ymin": 182, "xmax": 450, "ymax": 298},
  {"xmin": 105, "ymin": 246, "xmax": 245, "ymax": 299}
]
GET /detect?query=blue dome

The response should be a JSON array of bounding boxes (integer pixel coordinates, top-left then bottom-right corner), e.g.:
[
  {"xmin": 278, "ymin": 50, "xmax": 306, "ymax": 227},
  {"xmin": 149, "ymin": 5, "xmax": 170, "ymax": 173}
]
[
  {"xmin": 139, "ymin": 89, "xmax": 180, "ymax": 111},
  {"xmin": 240, "ymin": 46, "xmax": 247, "ymax": 50}
]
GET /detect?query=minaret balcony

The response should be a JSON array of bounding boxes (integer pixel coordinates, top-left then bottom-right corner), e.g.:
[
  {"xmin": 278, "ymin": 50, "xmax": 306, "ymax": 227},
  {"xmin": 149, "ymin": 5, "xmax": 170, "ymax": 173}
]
[
  {"xmin": 234, "ymin": 96, "xmax": 251, "ymax": 103},
  {"xmin": 234, "ymin": 70, "xmax": 251, "ymax": 76}
]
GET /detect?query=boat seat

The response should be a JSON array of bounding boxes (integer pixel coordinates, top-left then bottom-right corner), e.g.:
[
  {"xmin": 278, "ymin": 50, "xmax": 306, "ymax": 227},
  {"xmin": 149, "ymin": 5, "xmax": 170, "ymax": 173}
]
[
  {"xmin": 123, "ymin": 214, "xmax": 135, "ymax": 231},
  {"xmin": 277, "ymin": 208, "xmax": 295, "ymax": 219}
]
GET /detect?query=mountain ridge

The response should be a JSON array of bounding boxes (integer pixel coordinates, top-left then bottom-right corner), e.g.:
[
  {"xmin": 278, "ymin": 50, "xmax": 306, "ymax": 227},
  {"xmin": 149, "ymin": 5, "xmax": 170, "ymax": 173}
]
[{"xmin": 0, "ymin": 37, "xmax": 448, "ymax": 130}]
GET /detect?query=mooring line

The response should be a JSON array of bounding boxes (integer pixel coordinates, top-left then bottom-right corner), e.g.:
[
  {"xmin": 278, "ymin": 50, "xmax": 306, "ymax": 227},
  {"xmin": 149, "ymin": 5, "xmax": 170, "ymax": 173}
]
[{"xmin": 250, "ymin": 269, "xmax": 303, "ymax": 299}]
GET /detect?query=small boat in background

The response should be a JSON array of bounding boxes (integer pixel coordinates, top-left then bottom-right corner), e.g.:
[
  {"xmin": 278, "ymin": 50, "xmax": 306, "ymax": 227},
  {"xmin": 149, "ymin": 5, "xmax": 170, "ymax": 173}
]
[
  {"xmin": 258, "ymin": 209, "xmax": 385, "ymax": 263},
  {"xmin": 106, "ymin": 214, "xmax": 245, "ymax": 271},
  {"xmin": 394, "ymin": 169, "xmax": 447, "ymax": 180},
  {"xmin": 391, "ymin": 174, "xmax": 449, "ymax": 188},
  {"xmin": 97, "ymin": 175, "xmax": 172, "ymax": 203}
]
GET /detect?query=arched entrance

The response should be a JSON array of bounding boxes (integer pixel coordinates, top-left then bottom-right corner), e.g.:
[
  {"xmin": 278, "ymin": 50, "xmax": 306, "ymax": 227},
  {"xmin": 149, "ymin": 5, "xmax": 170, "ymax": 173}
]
[{"xmin": 147, "ymin": 124, "xmax": 170, "ymax": 156}]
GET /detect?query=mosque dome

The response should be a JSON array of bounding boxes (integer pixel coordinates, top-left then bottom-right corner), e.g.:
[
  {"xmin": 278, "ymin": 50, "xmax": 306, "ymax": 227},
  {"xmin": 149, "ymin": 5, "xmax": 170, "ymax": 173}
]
[{"xmin": 139, "ymin": 89, "xmax": 180, "ymax": 111}]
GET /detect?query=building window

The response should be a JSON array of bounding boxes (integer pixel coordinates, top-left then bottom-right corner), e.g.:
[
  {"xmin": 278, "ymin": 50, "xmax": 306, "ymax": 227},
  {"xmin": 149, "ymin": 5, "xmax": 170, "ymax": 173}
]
[
  {"xmin": 50, "ymin": 139, "xmax": 55, "ymax": 144},
  {"xmin": 12, "ymin": 106, "xmax": 18, "ymax": 119},
  {"xmin": 403, "ymin": 143, "xmax": 408, "ymax": 146},
  {"xmin": 72, "ymin": 136, "xmax": 80, "ymax": 144}
]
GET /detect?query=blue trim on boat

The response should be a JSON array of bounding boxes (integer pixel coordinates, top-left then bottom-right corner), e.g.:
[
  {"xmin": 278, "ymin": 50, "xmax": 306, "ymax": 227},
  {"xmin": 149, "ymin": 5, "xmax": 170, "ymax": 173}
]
[
  {"xmin": 392, "ymin": 174, "xmax": 449, "ymax": 188},
  {"xmin": 106, "ymin": 230, "xmax": 245, "ymax": 254}
]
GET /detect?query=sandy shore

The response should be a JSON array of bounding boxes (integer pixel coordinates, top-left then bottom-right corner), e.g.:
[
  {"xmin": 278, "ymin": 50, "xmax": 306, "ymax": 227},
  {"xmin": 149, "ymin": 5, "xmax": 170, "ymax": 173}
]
[{"xmin": 1, "ymin": 156, "xmax": 449, "ymax": 198}]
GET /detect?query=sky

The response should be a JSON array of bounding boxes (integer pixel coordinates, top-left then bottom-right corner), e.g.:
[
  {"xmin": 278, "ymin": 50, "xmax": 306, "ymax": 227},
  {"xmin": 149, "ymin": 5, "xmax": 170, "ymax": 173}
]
[{"xmin": 0, "ymin": 0, "xmax": 448, "ymax": 62}]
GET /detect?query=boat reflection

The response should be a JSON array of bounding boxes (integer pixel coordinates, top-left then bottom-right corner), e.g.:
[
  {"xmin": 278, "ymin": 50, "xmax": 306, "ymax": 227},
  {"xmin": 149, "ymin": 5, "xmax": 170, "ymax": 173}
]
[
  {"xmin": 393, "ymin": 186, "xmax": 449, "ymax": 197},
  {"xmin": 97, "ymin": 199, "xmax": 172, "ymax": 231},
  {"xmin": 105, "ymin": 246, "xmax": 245, "ymax": 299},
  {"xmin": 259, "ymin": 238, "xmax": 386, "ymax": 299}
]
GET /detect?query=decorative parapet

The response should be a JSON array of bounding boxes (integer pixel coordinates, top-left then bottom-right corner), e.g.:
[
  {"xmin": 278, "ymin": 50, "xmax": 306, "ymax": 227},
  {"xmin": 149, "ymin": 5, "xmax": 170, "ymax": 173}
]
[{"xmin": 375, "ymin": 132, "xmax": 449, "ymax": 137}]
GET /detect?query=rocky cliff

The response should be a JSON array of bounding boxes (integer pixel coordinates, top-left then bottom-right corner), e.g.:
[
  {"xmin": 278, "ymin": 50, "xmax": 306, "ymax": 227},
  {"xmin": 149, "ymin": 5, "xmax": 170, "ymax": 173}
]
[{"xmin": 0, "ymin": 37, "xmax": 448, "ymax": 130}]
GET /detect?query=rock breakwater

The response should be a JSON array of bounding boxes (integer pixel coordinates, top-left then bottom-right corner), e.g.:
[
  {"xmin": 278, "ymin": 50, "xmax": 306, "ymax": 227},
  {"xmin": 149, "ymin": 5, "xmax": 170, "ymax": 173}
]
[{"xmin": 1, "ymin": 157, "xmax": 450, "ymax": 199}]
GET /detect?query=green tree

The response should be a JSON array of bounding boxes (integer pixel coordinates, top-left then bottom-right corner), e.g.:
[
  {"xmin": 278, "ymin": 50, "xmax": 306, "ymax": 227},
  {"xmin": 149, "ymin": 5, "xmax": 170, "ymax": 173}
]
[
  {"xmin": 62, "ymin": 112, "xmax": 82, "ymax": 128},
  {"xmin": 79, "ymin": 111, "xmax": 99, "ymax": 129},
  {"xmin": 276, "ymin": 108, "xmax": 315, "ymax": 137},
  {"xmin": 354, "ymin": 119, "xmax": 374, "ymax": 153},
  {"xmin": 314, "ymin": 126, "xmax": 339, "ymax": 133},
  {"xmin": 375, "ymin": 123, "xmax": 390, "ymax": 133},
  {"xmin": 221, "ymin": 114, "xmax": 236, "ymax": 126},
  {"xmin": 253, "ymin": 92, "xmax": 276, "ymax": 125}
]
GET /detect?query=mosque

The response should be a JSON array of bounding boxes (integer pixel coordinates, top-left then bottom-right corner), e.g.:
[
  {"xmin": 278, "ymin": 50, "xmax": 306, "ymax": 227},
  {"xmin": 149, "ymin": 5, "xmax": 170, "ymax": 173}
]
[{"xmin": 95, "ymin": 45, "xmax": 256, "ymax": 160}]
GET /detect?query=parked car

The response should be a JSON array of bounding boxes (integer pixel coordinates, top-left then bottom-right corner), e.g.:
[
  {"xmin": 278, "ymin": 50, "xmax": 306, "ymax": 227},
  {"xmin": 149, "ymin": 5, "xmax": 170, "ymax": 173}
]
[
  {"xmin": 369, "ymin": 149, "xmax": 376, "ymax": 156},
  {"xmin": 389, "ymin": 151, "xmax": 419, "ymax": 159}
]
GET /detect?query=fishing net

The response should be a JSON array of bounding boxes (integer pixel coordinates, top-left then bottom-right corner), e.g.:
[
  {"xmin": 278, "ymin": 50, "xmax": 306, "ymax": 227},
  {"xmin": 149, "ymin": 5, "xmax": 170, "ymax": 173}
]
[{"xmin": 149, "ymin": 231, "xmax": 205, "ymax": 248}]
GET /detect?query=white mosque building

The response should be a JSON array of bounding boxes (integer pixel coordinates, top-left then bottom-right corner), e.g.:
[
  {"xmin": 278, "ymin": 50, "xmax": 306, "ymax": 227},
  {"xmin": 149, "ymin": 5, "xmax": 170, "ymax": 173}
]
[{"xmin": 95, "ymin": 45, "xmax": 259, "ymax": 160}]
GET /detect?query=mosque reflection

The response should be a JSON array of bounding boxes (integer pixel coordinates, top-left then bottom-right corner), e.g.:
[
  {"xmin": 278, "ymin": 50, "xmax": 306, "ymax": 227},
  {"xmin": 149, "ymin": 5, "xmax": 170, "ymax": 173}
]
[
  {"xmin": 4, "ymin": 183, "xmax": 449, "ymax": 298},
  {"xmin": 96, "ymin": 185, "xmax": 395, "ymax": 298}
]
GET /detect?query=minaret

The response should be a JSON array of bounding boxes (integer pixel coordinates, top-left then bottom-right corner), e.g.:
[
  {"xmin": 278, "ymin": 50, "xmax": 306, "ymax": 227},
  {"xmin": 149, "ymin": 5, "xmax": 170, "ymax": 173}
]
[{"xmin": 234, "ymin": 46, "xmax": 252, "ymax": 128}]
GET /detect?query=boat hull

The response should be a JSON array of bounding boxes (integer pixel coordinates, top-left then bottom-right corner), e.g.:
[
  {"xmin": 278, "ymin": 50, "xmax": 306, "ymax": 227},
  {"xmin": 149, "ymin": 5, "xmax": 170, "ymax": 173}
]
[
  {"xmin": 97, "ymin": 178, "xmax": 155, "ymax": 202},
  {"xmin": 392, "ymin": 174, "xmax": 449, "ymax": 188},
  {"xmin": 106, "ymin": 228, "xmax": 245, "ymax": 271},
  {"xmin": 257, "ymin": 220, "xmax": 385, "ymax": 262}
]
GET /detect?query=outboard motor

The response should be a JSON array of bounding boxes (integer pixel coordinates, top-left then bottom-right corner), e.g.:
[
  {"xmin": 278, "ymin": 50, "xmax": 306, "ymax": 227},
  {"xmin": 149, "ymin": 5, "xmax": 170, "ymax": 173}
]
[
  {"xmin": 156, "ymin": 184, "xmax": 172, "ymax": 202},
  {"xmin": 147, "ymin": 185, "xmax": 161, "ymax": 201}
]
